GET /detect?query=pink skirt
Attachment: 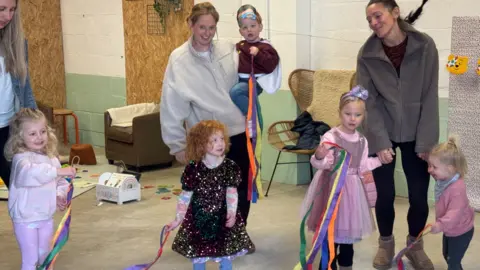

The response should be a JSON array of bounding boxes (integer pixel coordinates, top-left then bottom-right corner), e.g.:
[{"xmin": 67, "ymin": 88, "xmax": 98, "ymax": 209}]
[{"xmin": 302, "ymin": 169, "xmax": 375, "ymax": 244}]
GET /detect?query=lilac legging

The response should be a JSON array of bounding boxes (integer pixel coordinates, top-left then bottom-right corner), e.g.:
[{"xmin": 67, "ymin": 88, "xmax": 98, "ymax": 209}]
[{"xmin": 13, "ymin": 219, "xmax": 54, "ymax": 270}]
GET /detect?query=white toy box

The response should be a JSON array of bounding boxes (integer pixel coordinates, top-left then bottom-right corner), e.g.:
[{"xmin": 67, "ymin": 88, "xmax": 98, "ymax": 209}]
[{"xmin": 96, "ymin": 172, "xmax": 141, "ymax": 205}]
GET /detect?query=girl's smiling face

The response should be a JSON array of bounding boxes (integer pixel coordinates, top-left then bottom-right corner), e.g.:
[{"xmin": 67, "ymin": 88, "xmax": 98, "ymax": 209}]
[{"xmin": 22, "ymin": 119, "xmax": 48, "ymax": 152}]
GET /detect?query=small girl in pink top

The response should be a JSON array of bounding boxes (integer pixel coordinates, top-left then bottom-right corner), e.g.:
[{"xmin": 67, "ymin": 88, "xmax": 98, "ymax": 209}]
[
  {"xmin": 4, "ymin": 108, "xmax": 76, "ymax": 270},
  {"xmin": 300, "ymin": 86, "xmax": 383, "ymax": 270},
  {"xmin": 428, "ymin": 136, "xmax": 474, "ymax": 270}
]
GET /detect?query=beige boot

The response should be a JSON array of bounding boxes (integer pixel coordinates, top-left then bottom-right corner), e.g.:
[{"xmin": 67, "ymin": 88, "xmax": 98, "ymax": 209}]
[
  {"xmin": 405, "ymin": 236, "xmax": 434, "ymax": 270},
  {"xmin": 339, "ymin": 267, "xmax": 352, "ymax": 270},
  {"xmin": 372, "ymin": 236, "xmax": 395, "ymax": 270}
]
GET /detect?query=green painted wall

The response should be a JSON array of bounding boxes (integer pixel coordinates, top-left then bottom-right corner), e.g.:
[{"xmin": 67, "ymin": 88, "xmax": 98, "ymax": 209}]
[
  {"xmin": 65, "ymin": 73, "xmax": 126, "ymax": 147},
  {"xmin": 258, "ymin": 91, "xmax": 303, "ymax": 185}
]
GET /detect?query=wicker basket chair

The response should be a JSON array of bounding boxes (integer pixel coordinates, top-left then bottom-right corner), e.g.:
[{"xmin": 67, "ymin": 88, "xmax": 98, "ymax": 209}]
[
  {"xmin": 264, "ymin": 69, "xmax": 316, "ymax": 197},
  {"xmin": 264, "ymin": 70, "xmax": 357, "ymax": 197}
]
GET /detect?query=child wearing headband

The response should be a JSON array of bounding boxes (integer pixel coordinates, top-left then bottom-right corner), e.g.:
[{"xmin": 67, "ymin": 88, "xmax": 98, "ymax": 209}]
[
  {"xmin": 300, "ymin": 86, "xmax": 382, "ymax": 270},
  {"xmin": 230, "ymin": 4, "xmax": 281, "ymax": 136}
]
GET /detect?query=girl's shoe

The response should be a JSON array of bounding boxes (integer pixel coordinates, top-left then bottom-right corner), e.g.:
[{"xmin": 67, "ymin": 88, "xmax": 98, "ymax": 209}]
[
  {"xmin": 372, "ymin": 235, "xmax": 395, "ymax": 270},
  {"xmin": 247, "ymin": 243, "xmax": 256, "ymax": 254}
]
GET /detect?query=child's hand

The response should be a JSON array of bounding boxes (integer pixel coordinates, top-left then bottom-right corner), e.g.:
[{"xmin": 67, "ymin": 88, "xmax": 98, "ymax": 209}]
[
  {"xmin": 314, "ymin": 144, "xmax": 330, "ymax": 160},
  {"xmin": 57, "ymin": 167, "xmax": 76, "ymax": 178},
  {"xmin": 249, "ymin": 46, "xmax": 259, "ymax": 56},
  {"xmin": 57, "ymin": 196, "xmax": 67, "ymax": 211},
  {"xmin": 226, "ymin": 211, "xmax": 236, "ymax": 228},
  {"xmin": 166, "ymin": 220, "xmax": 181, "ymax": 232},
  {"xmin": 430, "ymin": 223, "xmax": 442, "ymax": 234}
]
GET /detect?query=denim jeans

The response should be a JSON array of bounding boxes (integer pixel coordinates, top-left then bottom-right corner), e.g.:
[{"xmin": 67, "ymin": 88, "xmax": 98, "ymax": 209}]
[
  {"xmin": 229, "ymin": 77, "xmax": 263, "ymax": 116},
  {"xmin": 193, "ymin": 259, "xmax": 232, "ymax": 270}
]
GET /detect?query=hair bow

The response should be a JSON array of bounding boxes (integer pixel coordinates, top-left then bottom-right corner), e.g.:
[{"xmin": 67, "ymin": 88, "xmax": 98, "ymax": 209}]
[
  {"xmin": 346, "ymin": 85, "xmax": 369, "ymax": 100},
  {"xmin": 239, "ymin": 11, "xmax": 257, "ymax": 20}
]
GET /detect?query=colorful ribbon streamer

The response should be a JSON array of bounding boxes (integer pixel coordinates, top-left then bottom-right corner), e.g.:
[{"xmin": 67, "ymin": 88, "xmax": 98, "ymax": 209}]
[
  {"xmin": 246, "ymin": 55, "xmax": 264, "ymax": 203},
  {"xmin": 124, "ymin": 225, "xmax": 171, "ymax": 270},
  {"xmin": 37, "ymin": 177, "xmax": 74, "ymax": 270},
  {"xmin": 394, "ymin": 224, "xmax": 432, "ymax": 270},
  {"xmin": 295, "ymin": 142, "xmax": 351, "ymax": 270}
]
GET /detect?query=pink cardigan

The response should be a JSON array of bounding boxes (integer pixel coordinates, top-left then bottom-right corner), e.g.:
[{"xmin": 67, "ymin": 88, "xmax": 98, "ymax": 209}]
[{"xmin": 434, "ymin": 179, "xmax": 475, "ymax": 237}]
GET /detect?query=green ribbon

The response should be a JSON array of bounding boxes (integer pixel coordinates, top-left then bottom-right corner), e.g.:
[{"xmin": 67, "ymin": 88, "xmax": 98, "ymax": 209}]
[{"xmin": 298, "ymin": 149, "xmax": 345, "ymax": 270}]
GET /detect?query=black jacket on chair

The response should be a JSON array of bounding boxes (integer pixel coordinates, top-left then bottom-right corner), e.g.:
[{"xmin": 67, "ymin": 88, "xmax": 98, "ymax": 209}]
[{"xmin": 283, "ymin": 111, "xmax": 331, "ymax": 151}]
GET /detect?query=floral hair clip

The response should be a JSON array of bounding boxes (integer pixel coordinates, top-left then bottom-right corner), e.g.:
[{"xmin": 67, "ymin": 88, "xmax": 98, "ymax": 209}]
[
  {"xmin": 239, "ymin": 11, "xmax": 257, "ymax": 20},
  {"xmin": 345, "ymin": 85, "xmax": 369, "ymax": 100}
]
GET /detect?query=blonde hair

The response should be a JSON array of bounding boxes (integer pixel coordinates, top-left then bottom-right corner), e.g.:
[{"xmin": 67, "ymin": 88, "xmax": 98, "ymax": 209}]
[
  {"xmin": 339, "ymin": 92, "xmax": 365, "ymax": 111},
  {"xmin": 338, "ymin": 88, "xmax": 368, "ymax": 130},
  {"xmin": 429, "ymin": 135, "xmax": 468, "ymax": 177},
  {"xmin": 4, "ymin": 108, "xmax": 59, "ymax": 161},
  {"xmin": 186, "ymin": 120, "xmax": 230, "ymax": 162},
  {"xmin": 186, "ymin": 2, "xmax": 219, "ymax": 25},
  {"xmin": 0, "ymin": 0, "xmax": 27, "ymax": 86}
]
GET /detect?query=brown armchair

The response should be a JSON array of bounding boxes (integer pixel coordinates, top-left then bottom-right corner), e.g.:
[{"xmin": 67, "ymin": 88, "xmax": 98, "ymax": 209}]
[{"xmin": 104, "ymin": 111, "xmax": 174, "ymax": 171}]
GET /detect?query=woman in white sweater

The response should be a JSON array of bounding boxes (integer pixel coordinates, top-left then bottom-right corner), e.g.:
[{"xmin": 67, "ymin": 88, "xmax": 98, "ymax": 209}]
[
  {"xmin": 0, "ymin": 0, "xmax": 38, "ymax": 189},
  {"xmin": 159, "ymin": 2, "xmax": 256, "ymax": 253}
]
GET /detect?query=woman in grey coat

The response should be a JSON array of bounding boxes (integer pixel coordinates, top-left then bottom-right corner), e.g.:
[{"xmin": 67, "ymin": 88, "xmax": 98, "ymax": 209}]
[{"xmin": 357, "ymin": 0, "xmax": 438, "ymax": 269}]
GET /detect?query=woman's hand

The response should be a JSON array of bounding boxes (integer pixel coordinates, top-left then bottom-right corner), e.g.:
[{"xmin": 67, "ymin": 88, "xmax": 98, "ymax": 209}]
[
  {"xmin": 226, "ymin": 211, "xmax": 236, "ymax": 228},
  {"xmin": 417, "ymin": 152, "xmax": 428, "ymax": 161},
  {"xmin": 376, "ymin": 148, "xmax": 395, "ymax": 164},
  {"xmin": 175, "ymin": 151, "xmax": 187, "ymax": 164}
]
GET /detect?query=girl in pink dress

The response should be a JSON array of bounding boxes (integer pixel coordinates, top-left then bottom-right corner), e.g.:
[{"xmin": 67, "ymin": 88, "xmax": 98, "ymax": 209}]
[{"xmin": 300, "ymin": 85, "xmax": 383, "ymax": 270}]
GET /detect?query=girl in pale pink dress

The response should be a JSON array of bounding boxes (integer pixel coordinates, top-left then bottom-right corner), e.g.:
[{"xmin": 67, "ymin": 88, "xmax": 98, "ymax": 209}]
[{"xmin": 300, "ymin": 85, "xmax": 383, "ymax": 270}]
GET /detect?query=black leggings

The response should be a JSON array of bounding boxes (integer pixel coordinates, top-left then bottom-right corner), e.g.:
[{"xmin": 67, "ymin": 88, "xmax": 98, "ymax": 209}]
[
  {"xmin": 319, "ymin": 243, "xmax": 354, "ymax": 269},
  {"xmin": 373, "ymin": 141, "xmax": 430, "ymax": 237},
  {"xmin": 226, "ymin": 132, "xmax": 251, "ymax": 226},
  {"xmin": 443, "ymin": 228, "xmax": 474, "ymax": 270},
  {"xmin": 0, "ymin": 126, "xmax": 10, "ymax": 189}
]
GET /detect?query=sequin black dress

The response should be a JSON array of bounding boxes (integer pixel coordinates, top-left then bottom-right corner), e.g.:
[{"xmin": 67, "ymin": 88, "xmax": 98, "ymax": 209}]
[{"xmin": 171, "ymin": 158, "xmax": 253, "ymax": 263}]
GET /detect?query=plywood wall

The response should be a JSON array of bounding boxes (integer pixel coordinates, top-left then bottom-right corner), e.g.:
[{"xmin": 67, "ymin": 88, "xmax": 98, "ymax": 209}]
[
  {"xmin": 123, "ymin": 0, "xmax": 194, "ymax": 104},
  {"xmin": 20, "ymin": 0, "xmax": 66, "ymax": 109}
]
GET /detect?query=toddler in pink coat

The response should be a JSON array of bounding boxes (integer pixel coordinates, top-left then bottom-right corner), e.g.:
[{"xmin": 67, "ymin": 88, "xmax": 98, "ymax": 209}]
[
  {"xmin": 428, "ymin": 136, "xmax": 474, "ymax": 270},
  {"xmin": 4, "ymin": 109, "xmax": 76, "ymax": 270}
]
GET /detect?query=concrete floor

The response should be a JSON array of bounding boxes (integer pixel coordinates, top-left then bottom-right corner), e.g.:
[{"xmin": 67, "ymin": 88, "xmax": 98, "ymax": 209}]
[{"xmin": 0, "ymin": 152, "xmax": 479, "ymax": 269}]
